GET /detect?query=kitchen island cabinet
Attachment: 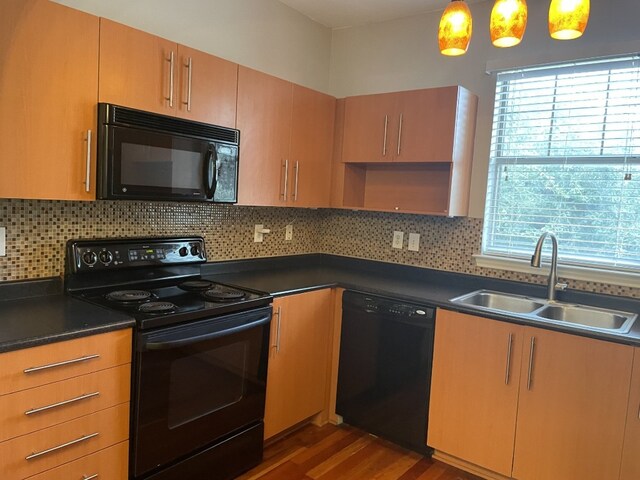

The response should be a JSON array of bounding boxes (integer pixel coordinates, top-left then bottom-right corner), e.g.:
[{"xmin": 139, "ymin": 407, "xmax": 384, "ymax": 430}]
[
  {"xmin": 263, "ymin": 289, "xmax": 333, "ymax": 439},
  {"xmin": 429, "ymin": 309, "xmax": 634, "ymax": 480},
  {"xmin": 0, "ymin": 0, "xmax": 98, "ymax": 201}
]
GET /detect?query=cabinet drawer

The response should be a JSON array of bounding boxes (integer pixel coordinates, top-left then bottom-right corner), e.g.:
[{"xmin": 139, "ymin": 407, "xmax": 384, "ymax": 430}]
[
  {"xmin": 25, "ymin": 441, "xmax": 129, "ymax": 480},
  {"xmin": 0, "ymin": 364, "xmax": 130, "ymax": 442},
  {"xmin": 0, "ymin": 402, "xmax": 129, "ymax": 480},
  {"xmin": 0, "ymin": 329, "xmax": 132, "ymax": 395}
]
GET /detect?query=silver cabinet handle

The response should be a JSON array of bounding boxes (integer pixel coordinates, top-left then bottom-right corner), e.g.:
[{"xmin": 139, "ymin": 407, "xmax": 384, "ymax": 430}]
[
  {"xmin": 293, "ymin": 161, "xmax": 299, "ymax": 202},
  {"xmin": 165, "ymin": 51, "xmax": 175, "ymax": 107},
  {"xmin": 281, "ymin": 159, "xmax": 289, "ymax": 201},
  {"xmin": 397, "ymin": 113, "xmax": 403, "ymax": 156},
  {"xmin": 275, "ymin": 306, "xmax": 282, "ymax": 353},
  {"xmin": 527, "ymin": 337, "xmax": 536, "ymax": 390},
  {"xmin": 83, "ymin": 475, "xmax": 99, "ymax": 480},
  {"xmin": 25, "ymin": 392, "xmax": 100, "ymax": 416},
  {"xmin": 505, "ymin": 333, "xmax": 513, "ymax": 385},
  {"xmin": 26, "ymin": 432, "xmax": 99, "ymax": 460},
  {"xmin": 23, "ymin": 354, "xmax": 100, "ymax": 374},
  {"xmin": 84, "ymin": 130, "xmax": 92, "ymax": 193},
  {"xmin": 183, "ymin": 57, "xmax": 193, "ymax": 112},
  {"xmin": 382, "ymin": 115, "xmax": 388, "ymax": 156}
]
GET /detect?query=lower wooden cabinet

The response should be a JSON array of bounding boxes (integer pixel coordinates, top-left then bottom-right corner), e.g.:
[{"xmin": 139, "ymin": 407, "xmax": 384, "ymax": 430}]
[
  {"xmin": 264, "ymin": 289, "xmax": 333, "ymax": 439},
  {"xmin": 619, "ymin": 347, "xmax": 640, "ymax": 480},
  {"xmin": 429, "ymin": 310, "xmax": 634, "ymax": 480}
]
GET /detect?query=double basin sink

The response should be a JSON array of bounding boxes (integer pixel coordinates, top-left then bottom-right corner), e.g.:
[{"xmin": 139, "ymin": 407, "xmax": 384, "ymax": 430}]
[{"xmin": 450, "ymin": 290, "xmax": 638, "ymax": 334}]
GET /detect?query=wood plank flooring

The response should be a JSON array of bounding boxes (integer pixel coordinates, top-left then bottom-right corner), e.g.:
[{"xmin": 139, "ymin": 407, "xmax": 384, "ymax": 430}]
[{"xmin": 238, "ymin": 424, "xmax": 482, "ymax": 480}]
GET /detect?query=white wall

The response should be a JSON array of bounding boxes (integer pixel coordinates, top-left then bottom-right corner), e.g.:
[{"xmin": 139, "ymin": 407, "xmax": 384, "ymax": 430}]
[
  {"xmin": 52, "ymin": 0, "xmax": 333, "ymax": 93},
  {"xmin": 330, "ymin": 0, "xmax": 640, "ymax": 217}
]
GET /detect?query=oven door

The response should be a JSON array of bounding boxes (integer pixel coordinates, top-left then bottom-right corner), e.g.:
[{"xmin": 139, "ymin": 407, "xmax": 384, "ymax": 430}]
[{"xmin": 132, "ymin": 306, "xmax": 271, "ymax": 477}]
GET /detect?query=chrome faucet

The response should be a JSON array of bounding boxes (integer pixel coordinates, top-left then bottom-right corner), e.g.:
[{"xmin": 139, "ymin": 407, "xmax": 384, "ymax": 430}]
[{"xmin": 530, "ymin": 232, "xmax": 567, "ymax": 302}]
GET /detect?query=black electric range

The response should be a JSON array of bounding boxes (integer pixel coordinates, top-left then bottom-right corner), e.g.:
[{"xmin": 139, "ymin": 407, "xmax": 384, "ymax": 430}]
[{"xmin": 65, "ymin": 237, "xmax": 273, "ymax": 480}]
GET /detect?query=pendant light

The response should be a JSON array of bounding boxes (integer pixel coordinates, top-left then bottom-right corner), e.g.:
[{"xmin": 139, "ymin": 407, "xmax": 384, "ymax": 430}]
[
  {"xmin": 490, "ymin": 0, "xmax": 528, "ymax": 48},
  {"xmin": 438, "ymin": 0, "xmax": 473, "ymax": 56},
  {"xmin": 549, "ymin": 0, "xmax": 590, "ymax": 40}
]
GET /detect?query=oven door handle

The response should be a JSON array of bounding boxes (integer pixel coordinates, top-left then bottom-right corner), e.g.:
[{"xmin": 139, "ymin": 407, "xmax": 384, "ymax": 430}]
[{"xmin": 141, "ymin": 313, "xmax": 271, "ymax": 351}]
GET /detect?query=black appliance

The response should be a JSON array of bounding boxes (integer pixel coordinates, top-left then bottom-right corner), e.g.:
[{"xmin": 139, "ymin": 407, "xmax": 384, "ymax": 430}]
[
  {"xmin": 336, "ymin": 291, "xmax": 435, "ymax": 455},
  {"xmin": 97, "ymin": 103, "xmax": 239, "ymax": 203},
  {"xmin": 65, "ymin": 237, "xmax": 272, "ymax": 480}
]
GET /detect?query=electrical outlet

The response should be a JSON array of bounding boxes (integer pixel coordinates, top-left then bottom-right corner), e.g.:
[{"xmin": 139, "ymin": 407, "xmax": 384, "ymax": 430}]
[
  {"xmin": 254, "ymin": 224, "xmax": 265, "ymax": 243},
  {"xmin": 285, "ymin": 224, "xmax": 293, "ymax": 241},
  {"xmin": 0, "ymin": 227, "xmax": 5, "ymax": 257},
  {"xmin": 408, "ymin": 233, "xmax": 420, "ymax": 252},
  {"xmin": 392, "ymin": 231, "xmax": 404, "ymax": 249}
]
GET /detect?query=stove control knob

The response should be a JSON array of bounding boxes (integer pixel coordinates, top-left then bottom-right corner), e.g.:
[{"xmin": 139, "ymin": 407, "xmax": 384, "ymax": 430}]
[
  {"xmin": 178, "ymin": 246, "xmax": 189, "ymax": 257},
  {"xmin": 82, "ymin": 251, "xmax": 97, "ymax": 266},
  {"xmin": 99, "ymin": 251, "xmax": 113, "ymax": 265},
  {"xmin": 190, "ymin": 245, "xmax": 201, "ymax": 256}
]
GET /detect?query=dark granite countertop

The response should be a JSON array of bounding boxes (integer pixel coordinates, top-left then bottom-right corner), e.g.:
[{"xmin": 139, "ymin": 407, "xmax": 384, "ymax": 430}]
[
  {"xmin": 202, "ymin": 254, "xmax": 640, "ymax": 347},
  {"xmin": 0, "ymin": 277, "xmax": 135, "ymax": 353}
]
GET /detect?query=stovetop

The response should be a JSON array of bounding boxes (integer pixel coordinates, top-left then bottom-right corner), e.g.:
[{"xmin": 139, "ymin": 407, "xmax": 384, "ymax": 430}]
[{"xmin": 64, "ymin": 237, "xmax": 272, "ymax": 330}]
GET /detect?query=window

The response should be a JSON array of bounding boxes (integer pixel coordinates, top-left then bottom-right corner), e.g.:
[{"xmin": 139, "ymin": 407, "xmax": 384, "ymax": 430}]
[{"xmin": 483, "ymin": 56, "xmax": 640, "ymax": 272}]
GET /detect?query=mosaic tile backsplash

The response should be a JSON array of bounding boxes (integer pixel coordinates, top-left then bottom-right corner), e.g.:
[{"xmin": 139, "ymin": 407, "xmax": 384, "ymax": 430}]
[{"xmin": 1, "ymin": 199, "xmax": 638, "ymax": 298}]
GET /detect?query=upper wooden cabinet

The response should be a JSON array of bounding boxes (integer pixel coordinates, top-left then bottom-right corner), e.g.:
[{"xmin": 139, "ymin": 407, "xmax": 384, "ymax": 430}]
[
  {"xmin": 237, "ymin": 67, "xmax": 336, "ymax": 207},
  {"xmin": 430, "ymin": 309, "xmax": 635, "ymax": 480},
  {"xmin": 342, "ymin": 86, "xmax": 474, "ymax": 163},
  {"xmin": 0, "ymin": 0, "xmax": 98, "ymax": 201},
  {"xmin": 620, "ymin": 348, "xmax": 640, "ymax": 480},
  {"xmin": 99, "ymin": 19, "xmax": 237, "ymax": 128}
]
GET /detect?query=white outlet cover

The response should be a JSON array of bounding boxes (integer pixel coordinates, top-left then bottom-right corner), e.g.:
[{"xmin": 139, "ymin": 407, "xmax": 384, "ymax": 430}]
[
  {"xmin": 285, "ymin": 224, "xmax": 293, "ymax": 241},
  {"xmin": 392, "ymin": 231, "xmax": 404, "ymax": 249},
  {"xmin": 0, "ymin": 227, "xmax": 5, "ymax": 256},
  {"xmin": 408, "ymin": 233, "xmax": 420, "ymax": 252}
]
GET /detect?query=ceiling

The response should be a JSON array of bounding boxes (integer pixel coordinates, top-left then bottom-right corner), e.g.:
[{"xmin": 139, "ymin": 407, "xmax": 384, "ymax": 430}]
[{"xmin": 277, "ymin": 0, "xmax": 484, "ymax": 29}]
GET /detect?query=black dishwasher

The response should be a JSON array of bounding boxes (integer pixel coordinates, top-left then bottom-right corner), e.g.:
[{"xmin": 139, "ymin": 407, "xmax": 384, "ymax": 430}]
[{"xmin": 336, "ymin": 291, "xmax": 435, "ymax": 455}]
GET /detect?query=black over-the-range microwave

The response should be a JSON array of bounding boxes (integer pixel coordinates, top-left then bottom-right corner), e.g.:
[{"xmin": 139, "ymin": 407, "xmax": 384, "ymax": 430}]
[{"xmin": 97, "ymin": 103, "xmax": 239, "ymax": 203}]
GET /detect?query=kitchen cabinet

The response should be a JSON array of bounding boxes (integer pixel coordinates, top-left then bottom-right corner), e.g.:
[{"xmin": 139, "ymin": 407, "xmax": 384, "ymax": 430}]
[
  {"xmin": 99, "ymin": 19, "xmax": 237, "ymax": 128},
  {"xmin": 336, "ymin": 86, "xmax": 477, "ymax": 216},
  {"xmin": 620, "ymin": 347, "xmax": 640, "ymax": 480},
  {"xmin": 237, "ymin": 67, "xmax": 336, "ymax": 207},
  {"xmin": 428, "ymin": 310, "xmax": 524, "ymax": 477},
  {"xmin": 0, "ymin": 0, "xmax": 98, "ymax": 201},
  {"xmin": 0, "ymin": 329, "xmax": 132, "ymax": 479},
  {"xmin": 429, "ymin": 310, "xmax": 634, "ymax": 480},
  {"xmin": 264, "ymin": 289, "xmax": 333, "ymax": 439}
]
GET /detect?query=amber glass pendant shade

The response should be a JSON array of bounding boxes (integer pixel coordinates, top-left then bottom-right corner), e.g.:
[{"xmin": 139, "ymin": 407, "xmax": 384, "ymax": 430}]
[
  {"xmin": 439, "ymin": 0, "xmax": 473, "ymax": 56},
  {"xmin": 549, "ymin": 0, "xmax": 590, "ymax": 40},
  {"xmin": 490, "ymin": 0, "xmax": 528, "ymax": 47}
]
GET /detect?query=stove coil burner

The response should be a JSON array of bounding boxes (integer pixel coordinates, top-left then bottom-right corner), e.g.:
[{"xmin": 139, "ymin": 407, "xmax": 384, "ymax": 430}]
[
  {"xmin": 138, "ymin": 301, "xmax": 177, "ymax": 315},
  {"xmin": 179, "ymin": 280, "xmax": 216, "ymax": 292},
  {"xmin": 106, "ymin": 290, "xmax": 153, "ymax": 304},
  {"xmin": 201, "ymin": 287, "xmax": 246, "ymax": 302}
]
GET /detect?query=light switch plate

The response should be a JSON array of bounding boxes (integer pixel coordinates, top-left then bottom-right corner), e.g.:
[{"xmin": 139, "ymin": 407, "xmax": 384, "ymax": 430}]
[
  {"xmin": 0, "ymin": 227, "xmax": 5, "ymax": 256},
  {"xmin": 254, "ymin": 224, "xmax": 264, "ymax": 243},
  {"xmin": 285, "ymin": 225, "xmax": 293, "ymax": 241},
  {"xmin": 408, "ymin": 233, "xmax": 420, "ymax": 252},
  {"xmin": 392, "ymin": 231, "xmax": 404, "ymax": 249}
]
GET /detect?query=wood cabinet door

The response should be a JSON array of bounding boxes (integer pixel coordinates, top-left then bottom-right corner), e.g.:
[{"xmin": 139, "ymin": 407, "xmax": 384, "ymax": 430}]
[
  {"xmin": 236, "ymin": 66, "xmax": 292, "ymax": 206},
  {"xmin": 264, "ymin": 289, "xmax": 333, "ymax": 439},
  {"xmin": 99, "ymin": 19, "xmax": 177, "ymax": 116},
  {"xmin": 394, "ymin": 87, "xmax": 458, "ymax": 163},
  {"xmin": 0, "ymin": 0, "xmax": 98, "ymax": 200},
  {"xmin": 619, "ymin": 347, "xmax": 640, "ymax": 480},
  {"xmin": 342, "ymin": 93, "xmax": 399, "ymax": 163},
  {"xmin": 176, "ymin": 45, "xmax": 238, "ymax": 128},
  {"xmin": 513, "ymin": 327, "xmax": 633, "ymax": 480},
  {"xmin": 427, "ymin": 310, "xmax": 523, "ymax": 476},
  {"xmin": 289, "ymin": 85, "xmax": 336, "ymax": 208}
]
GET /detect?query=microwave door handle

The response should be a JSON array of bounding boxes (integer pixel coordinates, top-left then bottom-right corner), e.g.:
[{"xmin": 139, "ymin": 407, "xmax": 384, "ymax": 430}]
[{"xmin": 203, "ymin": 145, "xmax": 217, "ymax": 199}]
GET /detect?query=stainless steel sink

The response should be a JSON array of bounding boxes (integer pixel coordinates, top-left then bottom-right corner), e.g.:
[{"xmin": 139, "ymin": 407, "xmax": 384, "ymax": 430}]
[
  {"xmin": 451, "ymin": 290, "xmax": 544, "ymax": 314},
  {"xmin": 450, "ymin": 289, "xmax": 638, "ymax": 334}
]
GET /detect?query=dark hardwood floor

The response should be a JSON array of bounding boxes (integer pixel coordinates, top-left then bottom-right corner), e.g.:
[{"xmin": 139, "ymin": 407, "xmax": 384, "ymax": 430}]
[{"xmin": 238, "ymin": 424, "xmax": 482, "ymax": 480}]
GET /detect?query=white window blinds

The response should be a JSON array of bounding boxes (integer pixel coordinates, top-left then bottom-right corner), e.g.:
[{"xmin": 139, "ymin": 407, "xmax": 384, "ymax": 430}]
[{"xmin": 483, "ymin": 56, "xmax": 640, "ymax": 271}]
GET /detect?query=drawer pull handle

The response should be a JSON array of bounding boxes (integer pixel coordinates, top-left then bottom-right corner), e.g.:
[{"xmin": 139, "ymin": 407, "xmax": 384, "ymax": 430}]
[
  {"xmin": 23, "ymin": 354, "xmax": 100, "ymax": 374},
  {"xmin": 25, "ymin": 391, "xmax": 100, "ymax": 416},
  {"xmin": 25, "ymin": 432, "xmax": 99, "ymax": 460},
  {"xmin": 83, "ymin": 474, "xmax": 99, "ymax": 480}
]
